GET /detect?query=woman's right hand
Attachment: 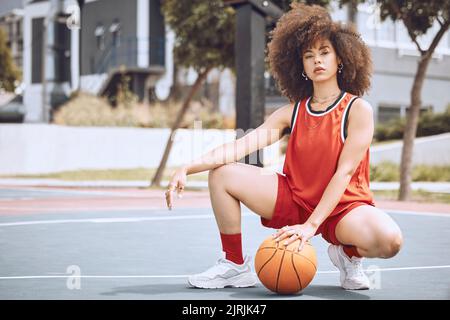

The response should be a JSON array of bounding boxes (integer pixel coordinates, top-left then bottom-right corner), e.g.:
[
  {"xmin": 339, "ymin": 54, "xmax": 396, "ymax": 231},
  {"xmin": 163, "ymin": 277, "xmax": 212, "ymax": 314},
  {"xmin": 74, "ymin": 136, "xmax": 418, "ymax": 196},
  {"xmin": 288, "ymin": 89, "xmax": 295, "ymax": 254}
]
[{"xmin": 165, "ymin": 166, "xmax": 188, "ymax": 210}]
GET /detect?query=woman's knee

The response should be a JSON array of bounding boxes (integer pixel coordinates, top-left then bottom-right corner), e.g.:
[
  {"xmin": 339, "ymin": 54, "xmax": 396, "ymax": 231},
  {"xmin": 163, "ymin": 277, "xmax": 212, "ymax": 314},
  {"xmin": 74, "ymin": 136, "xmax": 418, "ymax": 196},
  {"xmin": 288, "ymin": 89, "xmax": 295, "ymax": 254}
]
[
  {"xmin": 378, "ymin": 230, "xmax": 403, "ymax": 258},
  {"xmin": 208, "ymin": 163, "xmax": 238, "ymax": 186}
]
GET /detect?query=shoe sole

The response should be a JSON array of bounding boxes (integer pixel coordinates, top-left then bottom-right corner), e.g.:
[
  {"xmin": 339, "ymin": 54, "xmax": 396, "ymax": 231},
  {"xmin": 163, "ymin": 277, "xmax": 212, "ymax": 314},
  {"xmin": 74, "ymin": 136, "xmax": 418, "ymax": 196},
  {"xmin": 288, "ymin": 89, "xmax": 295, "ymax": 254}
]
[{"xmin": 188, "ymin": 273, "xmax": 258, "ymax": 289}]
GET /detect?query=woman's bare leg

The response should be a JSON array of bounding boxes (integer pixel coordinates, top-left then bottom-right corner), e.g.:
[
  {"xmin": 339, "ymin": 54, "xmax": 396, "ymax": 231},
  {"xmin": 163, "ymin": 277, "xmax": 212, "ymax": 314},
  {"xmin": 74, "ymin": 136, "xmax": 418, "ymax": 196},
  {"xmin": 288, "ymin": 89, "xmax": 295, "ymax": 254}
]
[
  {"xmin": 187, "ymin": 162, "xmax": 280, "ymax": 288},
  {"xmin": 335, "ymin": 205, "xmax": 403, "ymax": 258},
  {"xmin": 208, "ymin": 162, "xmax": 279, "ymax": 234}
]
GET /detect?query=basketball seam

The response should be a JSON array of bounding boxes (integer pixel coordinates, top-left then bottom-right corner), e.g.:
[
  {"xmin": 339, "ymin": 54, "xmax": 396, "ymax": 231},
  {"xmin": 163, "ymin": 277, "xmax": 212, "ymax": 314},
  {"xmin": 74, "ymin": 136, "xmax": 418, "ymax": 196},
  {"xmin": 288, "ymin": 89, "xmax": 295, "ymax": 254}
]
[
  {"xmin": 296, "ymin": 253, "xmax": 317, "ymax": 271},
  {"xmin": 275, "ymin": 249, "xmax": 286, "ymax": 293},
  {"xmin": 291, "ymin": 252, "xmax": 303, "ymax": 292},
  {"xmin": 256, "ymin": 248, "xmax": 278, "ymax": 278},
  {"xmin": 257, "ymin": 246, "xmax": 277, "ymax": 250}
]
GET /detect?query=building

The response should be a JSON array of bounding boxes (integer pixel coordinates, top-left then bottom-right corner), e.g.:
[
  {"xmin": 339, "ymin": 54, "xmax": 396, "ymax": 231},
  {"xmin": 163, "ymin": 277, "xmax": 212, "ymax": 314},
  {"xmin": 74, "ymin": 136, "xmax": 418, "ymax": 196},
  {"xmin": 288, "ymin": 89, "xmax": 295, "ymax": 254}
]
[{"xmin": 19, "ymin": 0, "xmax": 166, "ymax": 122}]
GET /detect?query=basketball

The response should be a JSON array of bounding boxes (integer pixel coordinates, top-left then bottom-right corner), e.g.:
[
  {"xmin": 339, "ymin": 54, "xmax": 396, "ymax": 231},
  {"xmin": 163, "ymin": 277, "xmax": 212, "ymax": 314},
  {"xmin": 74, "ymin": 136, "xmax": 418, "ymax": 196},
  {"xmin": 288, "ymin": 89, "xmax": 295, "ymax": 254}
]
[{"xmin": 254, "ymin": 235, "xmax": 317, "ymax": 294}]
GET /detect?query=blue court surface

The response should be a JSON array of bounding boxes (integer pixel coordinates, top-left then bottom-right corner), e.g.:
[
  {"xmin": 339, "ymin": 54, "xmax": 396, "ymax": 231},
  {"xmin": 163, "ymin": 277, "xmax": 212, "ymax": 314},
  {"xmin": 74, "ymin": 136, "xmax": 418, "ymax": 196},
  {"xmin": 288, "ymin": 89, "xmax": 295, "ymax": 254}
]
[{"xmin": 0, "ymin": 186, "xmax": 449, "ymax": 300}]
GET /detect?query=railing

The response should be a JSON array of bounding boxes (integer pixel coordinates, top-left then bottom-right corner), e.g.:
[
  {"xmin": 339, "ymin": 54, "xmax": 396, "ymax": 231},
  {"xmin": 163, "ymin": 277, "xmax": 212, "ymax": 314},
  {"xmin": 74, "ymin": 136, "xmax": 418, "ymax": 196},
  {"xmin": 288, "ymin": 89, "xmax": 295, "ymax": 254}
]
[{"xmin": 93, "ymin": 36, "xmax": 165, "ymax": 74}]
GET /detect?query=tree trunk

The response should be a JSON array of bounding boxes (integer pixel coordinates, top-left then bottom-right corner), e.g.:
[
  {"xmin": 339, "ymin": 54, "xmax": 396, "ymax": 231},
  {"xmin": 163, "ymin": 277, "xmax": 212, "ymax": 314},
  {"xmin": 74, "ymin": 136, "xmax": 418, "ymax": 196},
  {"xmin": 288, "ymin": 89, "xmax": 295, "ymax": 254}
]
[
  {"xmin": 151, "ymin": 68, "xmax": 211, "ymax": 187},
  {"xmin": 169, "ymin": 64, "xmax": 182, "ymax": 101},
  {"xmin": 347, "ymin": 0, "xmax": 357, "ymax": 25},
  {"xmin": 398, "ymin": 56, "xmax": 430, "ymax": 200},
  {"xmin": 398, "ymin": 20, "xmax": 449, "ymax": 201}
]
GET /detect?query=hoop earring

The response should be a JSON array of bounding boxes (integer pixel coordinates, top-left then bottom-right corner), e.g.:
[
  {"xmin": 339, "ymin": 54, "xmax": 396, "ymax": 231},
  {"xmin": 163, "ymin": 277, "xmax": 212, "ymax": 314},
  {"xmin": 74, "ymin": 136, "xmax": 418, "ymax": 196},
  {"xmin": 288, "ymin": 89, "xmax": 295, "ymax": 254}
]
[
  {"xmin": 338, "ymin": 63, "xmax": 343, "ymax": 73},
  {"xmin": 301, "ymin": 70, "xmax": 308, "ymax": 80}
]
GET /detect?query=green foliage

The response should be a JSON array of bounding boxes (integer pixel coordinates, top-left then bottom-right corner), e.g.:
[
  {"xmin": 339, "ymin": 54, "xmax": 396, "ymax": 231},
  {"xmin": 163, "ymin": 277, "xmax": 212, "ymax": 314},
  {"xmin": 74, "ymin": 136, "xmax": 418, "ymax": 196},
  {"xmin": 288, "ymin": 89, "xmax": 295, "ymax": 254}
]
[
  {"xmin": 161, "ymin": 0, "xmax": 235, "ymax": 73},
  {"xmin": 370, "ymin": 161, "xmax": 450, "ymax": 182},
  {"xmin": 0, "ymin": 28, "xmax": 21, "ymax": 92},
  {"xmin": 271, "ymin": 0, "xmax": 331, "ymax": 11},
  {"xmin": 375, "ymin": 106, "xmax": 450, "ymax": 141},
  {"xmin": 375, "ymin": 117, "xmax": 406, "ymax": 141},
  {"xmin": 416, "ymin": 105, "xmax": 450, "ymax": 136},
  {"xmin": 412, "ymin": 164, "xmax": 450, "ymax": 181},
  {"xmin": 376, "ymin": 0, "xmax": 449, "ymax": 39},
  {"xmin": 370, "ymin": 161, "xmax": 400, "ymax": 181}
]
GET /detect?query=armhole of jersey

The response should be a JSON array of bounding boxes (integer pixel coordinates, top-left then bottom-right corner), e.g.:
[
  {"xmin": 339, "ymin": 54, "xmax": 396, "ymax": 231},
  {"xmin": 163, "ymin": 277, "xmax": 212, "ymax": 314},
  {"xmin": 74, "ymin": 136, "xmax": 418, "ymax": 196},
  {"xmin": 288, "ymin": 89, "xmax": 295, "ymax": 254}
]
[
  {"xmin": 289, "ymin": 101, "xmax": 300, "ymax": 134},
  {"xmin": 341, "ymin": 97, "xmax": 359, "ymax": 143}
]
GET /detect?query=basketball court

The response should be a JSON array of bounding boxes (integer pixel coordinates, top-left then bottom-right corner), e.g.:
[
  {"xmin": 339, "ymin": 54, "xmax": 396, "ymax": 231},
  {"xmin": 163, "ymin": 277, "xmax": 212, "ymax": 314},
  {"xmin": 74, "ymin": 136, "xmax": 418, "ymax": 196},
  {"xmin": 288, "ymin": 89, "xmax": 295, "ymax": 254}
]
[{"xmin": 0, "ymin": 185, "xmax": 449, "ymax": 300}]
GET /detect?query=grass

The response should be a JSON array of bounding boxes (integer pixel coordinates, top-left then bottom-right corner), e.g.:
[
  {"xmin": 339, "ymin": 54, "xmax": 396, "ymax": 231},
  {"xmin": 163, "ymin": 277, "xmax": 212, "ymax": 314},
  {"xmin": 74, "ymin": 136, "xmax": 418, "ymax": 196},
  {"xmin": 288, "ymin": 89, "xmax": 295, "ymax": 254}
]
[
  {"xmin": 372, "ymin": 190, "xmax": 450, "ymax": 204},
  {"xmin": 1, "ymin": 168, "xmax": 449, "ymax": 204},
  {"xmin": 3, "ymin": 162, "xmax": 449, "ymax": 182},
  {"xmin": 370, "ymin": 162, "xmax": 450, "ymax": 182},
  {"xmin": 0, "ymin": 167, "xmax": 208, "ymax": 182}
]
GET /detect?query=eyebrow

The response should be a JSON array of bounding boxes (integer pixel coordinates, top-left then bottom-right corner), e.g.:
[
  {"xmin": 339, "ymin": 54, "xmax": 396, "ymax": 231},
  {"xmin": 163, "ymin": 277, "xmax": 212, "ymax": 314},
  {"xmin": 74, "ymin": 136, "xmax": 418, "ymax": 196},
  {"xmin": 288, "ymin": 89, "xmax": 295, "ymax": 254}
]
[{"xmin": 304, "ymin": 45, "xmax": 330, "ymax": 54}]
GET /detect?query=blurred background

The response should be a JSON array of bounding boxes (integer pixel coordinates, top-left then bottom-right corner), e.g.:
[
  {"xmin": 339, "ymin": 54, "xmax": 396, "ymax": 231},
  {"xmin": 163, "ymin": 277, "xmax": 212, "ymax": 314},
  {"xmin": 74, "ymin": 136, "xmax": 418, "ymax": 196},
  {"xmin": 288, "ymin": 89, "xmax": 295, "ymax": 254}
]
[{"xmin": 0, "ymin": 0, "xmax": 449, "ymax": 203}]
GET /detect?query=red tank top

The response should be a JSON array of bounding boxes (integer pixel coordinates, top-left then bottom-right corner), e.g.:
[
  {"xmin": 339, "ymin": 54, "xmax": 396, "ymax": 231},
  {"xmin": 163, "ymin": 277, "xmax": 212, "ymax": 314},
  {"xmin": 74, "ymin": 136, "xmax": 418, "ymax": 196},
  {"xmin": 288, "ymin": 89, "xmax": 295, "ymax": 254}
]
[{"xmin": 283, "ymin": 90, "xmax": 375, "ymax": 217}]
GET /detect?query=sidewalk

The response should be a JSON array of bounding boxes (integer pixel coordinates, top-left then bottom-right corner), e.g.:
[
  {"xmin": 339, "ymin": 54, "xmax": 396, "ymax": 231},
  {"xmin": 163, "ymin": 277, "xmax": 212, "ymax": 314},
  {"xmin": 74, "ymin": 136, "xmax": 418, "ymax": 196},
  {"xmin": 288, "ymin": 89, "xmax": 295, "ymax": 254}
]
[{"xmin": 0, "ymin": 178, "xmax": 449, "ymax": 193}]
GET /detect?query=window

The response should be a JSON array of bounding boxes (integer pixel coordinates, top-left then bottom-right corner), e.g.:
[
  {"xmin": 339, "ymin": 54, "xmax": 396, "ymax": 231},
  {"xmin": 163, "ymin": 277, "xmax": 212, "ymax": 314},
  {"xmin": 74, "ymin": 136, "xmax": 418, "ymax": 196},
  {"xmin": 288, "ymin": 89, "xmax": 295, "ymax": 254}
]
[
  {"xmin": 378, "ymin": 105, "xmax": 401, "ymax": 123},
  {"xmin": 378, "ymin": 104, "xmax": 433, "ymax": 124},
  {"xmin": 31, "ymin": 17, "xmax": 44, "ymax": 84},
  {"xmin": 95, "ymin": 23, "xmax": 105, "ymax": 50},
  {"xmin": 110, "ymin": 19, "xmax": 121, "ymax": 47}
]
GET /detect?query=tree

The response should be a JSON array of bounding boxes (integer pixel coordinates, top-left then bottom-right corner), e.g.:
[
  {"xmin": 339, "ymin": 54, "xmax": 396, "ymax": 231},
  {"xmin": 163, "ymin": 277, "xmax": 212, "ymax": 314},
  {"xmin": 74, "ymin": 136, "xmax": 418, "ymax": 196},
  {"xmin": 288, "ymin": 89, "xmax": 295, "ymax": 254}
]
[
  {"xmin": 338, "ymin": 0, "xmax": 366, "ymax": 24},
  {"xmin": 151, "ymin": 0, "xmax": 235, "ymax": 187},
  {"xmin": 271, "ymin": 0, "xmax": 330, "ymax": 11},
  {"xmin": 376, "ymin": 0, "xmax": 450, "ymax": 200},
  {"xmin": 0, "ymin": 28, "xmax": 21, "ymax": 92}
]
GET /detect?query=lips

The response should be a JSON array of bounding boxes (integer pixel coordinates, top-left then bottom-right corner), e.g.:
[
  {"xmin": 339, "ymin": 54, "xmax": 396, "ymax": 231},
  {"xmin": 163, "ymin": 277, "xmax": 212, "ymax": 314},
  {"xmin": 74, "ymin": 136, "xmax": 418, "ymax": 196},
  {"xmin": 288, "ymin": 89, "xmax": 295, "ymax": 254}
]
[{"xmin": 314, "ymin": 67, "xmax": 326, "ymax": 72}]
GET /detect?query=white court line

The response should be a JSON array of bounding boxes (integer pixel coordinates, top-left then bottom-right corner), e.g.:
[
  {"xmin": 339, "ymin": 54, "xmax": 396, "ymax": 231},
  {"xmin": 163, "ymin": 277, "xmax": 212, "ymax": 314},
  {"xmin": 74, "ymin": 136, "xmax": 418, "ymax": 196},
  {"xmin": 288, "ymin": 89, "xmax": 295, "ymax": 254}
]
[
  {"xmin": 1, "ymin": 265, "xmax": 450, "ymax": 280},
  {"xmin": 0, "ymin": 204, "xmax": 448, "ymax": 216},
  {"xmin": 386, "ymin": 209, "xmax": 450, "ymax": 218},
  {"xmin": 0, "ymin": 212, "xmax": 254, "ymax": 227},
  {"xmin": 0, "ymin": 206, "xmax": 162, "ymax": 212},
  {"xmin": 0, "ymin": 208, "xmax": 449, "ymax": 227}
]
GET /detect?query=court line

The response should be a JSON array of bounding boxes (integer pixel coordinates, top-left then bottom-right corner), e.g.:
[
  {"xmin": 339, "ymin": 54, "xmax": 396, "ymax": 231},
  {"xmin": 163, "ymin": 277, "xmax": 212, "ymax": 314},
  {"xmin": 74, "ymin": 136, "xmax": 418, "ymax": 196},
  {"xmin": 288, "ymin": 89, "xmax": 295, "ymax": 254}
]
[
  {"xmin": 0, "ymin": 205, "xmax": 448, "ymax": 216},
  {"xmin": 0, "ymin": 206, "xmax": 162, "ymax": 212},
  {"xmin": 1, "ymin": 208, "xmax": 449, "ymax": 227},
  {"xmin": 0, "ymin": 213, "xmax": 254, "ymax": 227},
  {"xmin": 1, "ymin": 265, "xmax": 449, "ymax": 280},
  {"xmin": 386, "ymin": 209, "xmax": 450, "ymax": 218}
]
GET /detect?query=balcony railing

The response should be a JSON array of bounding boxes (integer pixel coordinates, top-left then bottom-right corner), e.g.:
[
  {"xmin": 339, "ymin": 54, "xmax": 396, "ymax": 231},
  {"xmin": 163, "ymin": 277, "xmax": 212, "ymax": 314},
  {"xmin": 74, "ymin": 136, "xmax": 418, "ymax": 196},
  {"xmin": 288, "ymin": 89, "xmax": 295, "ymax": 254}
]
[{"xmin": 93, "ymin": 36, "xmax": 165, "ymax": 74}]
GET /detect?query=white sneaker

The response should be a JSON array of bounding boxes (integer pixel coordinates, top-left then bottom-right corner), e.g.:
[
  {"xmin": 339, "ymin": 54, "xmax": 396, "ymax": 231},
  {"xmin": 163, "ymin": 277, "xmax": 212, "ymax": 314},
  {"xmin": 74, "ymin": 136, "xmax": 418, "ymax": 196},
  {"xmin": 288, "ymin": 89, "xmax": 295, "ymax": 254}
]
[
  {"xmin": 187, "ymin": 255, "xmax": 257, "ymax": 289},
  {"xmin": 328, "ymin": 244, "xmax": 370, "ymax": 290}
]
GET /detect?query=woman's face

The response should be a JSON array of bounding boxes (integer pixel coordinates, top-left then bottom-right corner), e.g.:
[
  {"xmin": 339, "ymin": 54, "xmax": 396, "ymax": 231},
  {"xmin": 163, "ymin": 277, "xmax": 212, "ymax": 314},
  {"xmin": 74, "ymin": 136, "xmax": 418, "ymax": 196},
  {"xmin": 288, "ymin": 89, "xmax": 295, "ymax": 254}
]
[{"xmin": 302, "ymin": 38, "xmax": 340, "ymax": 83}]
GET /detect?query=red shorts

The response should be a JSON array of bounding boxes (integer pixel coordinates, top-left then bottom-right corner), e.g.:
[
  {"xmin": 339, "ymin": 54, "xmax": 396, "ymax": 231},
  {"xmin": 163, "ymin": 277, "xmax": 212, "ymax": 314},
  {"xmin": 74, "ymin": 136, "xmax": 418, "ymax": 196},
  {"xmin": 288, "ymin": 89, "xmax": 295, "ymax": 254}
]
[{"xmin": 261, "ymin": 173, "xmax": 373, "ymax": 245}]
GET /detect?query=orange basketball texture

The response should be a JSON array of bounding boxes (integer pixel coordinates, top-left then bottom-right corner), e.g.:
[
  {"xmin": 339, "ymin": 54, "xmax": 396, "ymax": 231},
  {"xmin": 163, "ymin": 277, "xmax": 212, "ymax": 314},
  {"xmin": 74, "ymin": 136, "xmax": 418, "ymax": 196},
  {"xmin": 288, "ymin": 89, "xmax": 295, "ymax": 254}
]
[{"xmin": 255, "ymin": 235, "xmax": 317, "ymax": 294}]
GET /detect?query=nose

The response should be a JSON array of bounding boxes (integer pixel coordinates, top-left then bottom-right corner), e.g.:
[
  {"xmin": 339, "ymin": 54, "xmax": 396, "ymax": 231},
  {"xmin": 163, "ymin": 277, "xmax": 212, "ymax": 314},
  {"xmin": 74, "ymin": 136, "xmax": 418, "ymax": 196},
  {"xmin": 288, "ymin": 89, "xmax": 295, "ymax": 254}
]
[{"xmin": 314, "ymin": 56, "xmax": 322, "ymax": 64}]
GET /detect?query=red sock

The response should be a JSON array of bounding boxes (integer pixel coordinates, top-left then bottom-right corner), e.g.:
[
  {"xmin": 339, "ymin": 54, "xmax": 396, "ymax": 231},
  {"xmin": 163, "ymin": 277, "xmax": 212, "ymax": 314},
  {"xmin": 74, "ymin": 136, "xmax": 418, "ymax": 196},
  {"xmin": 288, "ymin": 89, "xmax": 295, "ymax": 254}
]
[
  {"xmin": 220, "ymin": 232, "xmax": 244, "ymax": 265},
  {"xmin": 343, "ymin": 245, "xmax": 362, "ymax": 259}
]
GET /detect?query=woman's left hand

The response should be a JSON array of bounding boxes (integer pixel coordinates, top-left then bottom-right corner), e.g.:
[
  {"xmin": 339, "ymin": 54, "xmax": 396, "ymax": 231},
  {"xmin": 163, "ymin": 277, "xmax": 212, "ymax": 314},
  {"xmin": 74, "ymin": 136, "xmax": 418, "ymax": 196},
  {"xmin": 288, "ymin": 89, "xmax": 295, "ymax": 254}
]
[{"xmin": 273, "ymin": 223, "xmax": 318, "ymax": 252}]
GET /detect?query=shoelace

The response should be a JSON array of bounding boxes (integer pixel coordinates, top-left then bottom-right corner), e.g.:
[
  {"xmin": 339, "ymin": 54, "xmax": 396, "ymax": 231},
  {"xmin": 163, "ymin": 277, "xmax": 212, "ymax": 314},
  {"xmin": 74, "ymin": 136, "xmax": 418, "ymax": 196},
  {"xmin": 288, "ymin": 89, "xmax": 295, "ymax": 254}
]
[{"xmin": 345, "ymin": 258, "xmax": 366, "ymax": 278}]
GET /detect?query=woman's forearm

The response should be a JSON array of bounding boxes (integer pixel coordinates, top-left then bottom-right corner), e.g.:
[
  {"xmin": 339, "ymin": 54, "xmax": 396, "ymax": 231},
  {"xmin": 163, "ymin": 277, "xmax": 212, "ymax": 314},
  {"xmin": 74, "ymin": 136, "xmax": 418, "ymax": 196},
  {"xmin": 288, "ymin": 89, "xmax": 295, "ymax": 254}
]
[
  {"xmin": 183, "ymin": 122, "xmax": 284, "ymax": 176},
  {"xmin": 184, "ymin": 140, "xmax": 245, "ymax": 175},
  {"xmin": 306, "ymin": 171, "xmax": 353, "ymax": 228}
]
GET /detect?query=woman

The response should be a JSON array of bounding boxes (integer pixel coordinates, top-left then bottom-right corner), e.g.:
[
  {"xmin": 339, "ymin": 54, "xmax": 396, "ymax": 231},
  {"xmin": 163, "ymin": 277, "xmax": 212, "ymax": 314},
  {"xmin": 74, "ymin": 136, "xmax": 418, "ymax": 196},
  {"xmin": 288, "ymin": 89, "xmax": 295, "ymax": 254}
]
[{"xmin": 165, "ymin": 3, "xmax": 403, "ymax": 290}]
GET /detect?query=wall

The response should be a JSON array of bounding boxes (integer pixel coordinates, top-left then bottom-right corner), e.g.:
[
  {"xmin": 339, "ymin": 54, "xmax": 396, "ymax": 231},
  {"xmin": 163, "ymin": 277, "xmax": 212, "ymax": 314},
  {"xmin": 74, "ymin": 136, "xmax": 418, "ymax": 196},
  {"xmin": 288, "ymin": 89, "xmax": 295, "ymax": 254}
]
[
  {"xmin": 1, "ymin": 125, "xmax": 449, "ymax": 176},
  {"xmin": 0, "ymin": 124, "xmax": 283, "ymax": 175}
]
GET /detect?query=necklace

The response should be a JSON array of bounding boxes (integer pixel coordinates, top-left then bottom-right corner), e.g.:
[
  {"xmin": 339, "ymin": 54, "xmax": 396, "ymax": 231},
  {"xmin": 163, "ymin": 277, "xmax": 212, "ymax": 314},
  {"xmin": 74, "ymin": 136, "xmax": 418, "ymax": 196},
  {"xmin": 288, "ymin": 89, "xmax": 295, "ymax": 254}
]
[
  {"xmin": 311, "ymin": 91, "xmax": 341, "ymax": 104},
  {"xmin": 304, "ymin": 91, "xmax": 341, "ymax": 130}
]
